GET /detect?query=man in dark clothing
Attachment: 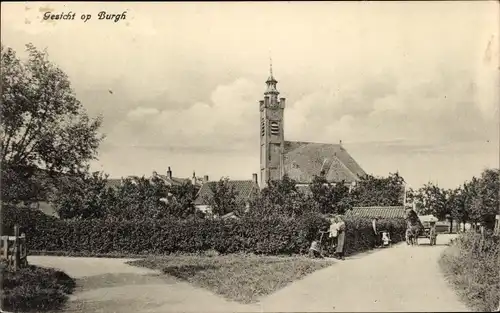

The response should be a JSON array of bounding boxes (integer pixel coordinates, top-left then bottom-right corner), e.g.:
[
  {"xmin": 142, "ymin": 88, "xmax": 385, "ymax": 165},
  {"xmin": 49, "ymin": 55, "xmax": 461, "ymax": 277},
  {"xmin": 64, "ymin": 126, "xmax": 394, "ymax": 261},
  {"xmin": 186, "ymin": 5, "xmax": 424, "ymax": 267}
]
[{"xmin": 372, "ymin": 218, "xmax": 380, "ymax": 248}]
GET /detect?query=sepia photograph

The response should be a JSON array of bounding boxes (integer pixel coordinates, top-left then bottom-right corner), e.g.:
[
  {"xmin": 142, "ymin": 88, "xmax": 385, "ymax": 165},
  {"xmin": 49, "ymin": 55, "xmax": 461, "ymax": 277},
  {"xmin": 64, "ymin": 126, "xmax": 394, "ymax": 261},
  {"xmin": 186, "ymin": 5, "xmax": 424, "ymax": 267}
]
[{"xmin": 0, "ymin": 1, "xmax": 499, "ymax": 312}]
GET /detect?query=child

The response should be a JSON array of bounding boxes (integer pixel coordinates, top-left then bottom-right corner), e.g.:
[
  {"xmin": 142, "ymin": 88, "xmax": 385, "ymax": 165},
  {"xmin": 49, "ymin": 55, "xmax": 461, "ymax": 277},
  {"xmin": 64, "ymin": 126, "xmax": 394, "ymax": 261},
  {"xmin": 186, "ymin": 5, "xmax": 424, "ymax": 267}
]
[
  {"xmin": 308, "ymin": 236, "xmax": 323, "ymax": 258},
  {"xmin": 381, "ymin": 231, "xmax": 391, "ymax": 246}
]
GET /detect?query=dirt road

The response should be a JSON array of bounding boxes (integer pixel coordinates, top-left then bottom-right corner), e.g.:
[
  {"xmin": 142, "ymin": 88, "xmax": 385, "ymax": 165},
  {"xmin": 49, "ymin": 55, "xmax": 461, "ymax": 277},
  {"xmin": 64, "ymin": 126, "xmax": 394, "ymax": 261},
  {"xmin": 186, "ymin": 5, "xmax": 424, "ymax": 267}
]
[
  {"xmin": 30, "ymin": 234, "xmax": 468, "ymax": 312},
  {"xmin": 260, "ymin": 234, "xmax": 469, "ymax": 312}
]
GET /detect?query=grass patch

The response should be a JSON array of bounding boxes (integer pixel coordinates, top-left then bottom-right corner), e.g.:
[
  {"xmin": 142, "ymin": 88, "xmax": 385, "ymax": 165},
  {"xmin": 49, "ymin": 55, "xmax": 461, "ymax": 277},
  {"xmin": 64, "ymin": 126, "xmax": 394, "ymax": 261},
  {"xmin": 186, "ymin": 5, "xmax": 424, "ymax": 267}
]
[
  {"xmin": 1, "ymin": 264, "xmax": 76, "ymax": 312},
  {"xmin": 128, "ymin": 253, "xmax": 334, "ymax": 303},
  {"xmin": 439, "ymin": 232, "xmax": 499, "ymax": 312},
  {"xmin": 29, "ymin": 250, "xmax": 152, "ymax": 259}
]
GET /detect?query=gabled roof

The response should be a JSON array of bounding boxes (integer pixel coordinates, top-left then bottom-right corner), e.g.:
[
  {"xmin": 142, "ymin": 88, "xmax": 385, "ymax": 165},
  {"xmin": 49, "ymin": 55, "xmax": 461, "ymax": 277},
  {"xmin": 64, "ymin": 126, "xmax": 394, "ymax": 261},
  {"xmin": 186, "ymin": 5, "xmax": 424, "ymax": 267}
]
[
  {"xmin": 283, "ymin": 141, "xmax": 366, "ymax": 184},
  {"xmin": 156, "ymin": 174, "xmax": 191, "ymax": 186},
  {"xmin": 194, "ymin": 180, "xmax": 259, "ymax": 205},
  {"xmin": 106, "ymin": 175, "xmax": 192, "ymax": 189},
  {"xmin": 346, "ymin": 206, "xmax": 406, "ymax": 219}
]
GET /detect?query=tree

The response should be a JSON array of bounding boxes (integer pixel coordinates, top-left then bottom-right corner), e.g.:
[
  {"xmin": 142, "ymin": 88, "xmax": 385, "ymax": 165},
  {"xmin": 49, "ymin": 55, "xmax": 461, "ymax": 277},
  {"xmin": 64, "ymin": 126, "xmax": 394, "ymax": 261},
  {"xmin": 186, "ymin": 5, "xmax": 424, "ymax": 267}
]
[
  {"xmin": 168, "ymin": 181, "xmax": 199, "ymax": 218},
  {"xmin": 51, "ymin": 171, "xmax": 112, "ymax": 219},
  {"xmin": 1, "ymin": 44, "xmax": 103, "ymax": 202},
  {"xmin": 350, "ymin": 172, "xmax": 406, "ymax": 207},
  {"xmin": 109, "ymin": 176, "xmax": 173, "ymax": 220},
  {"xmin": 250, "ymin": 175, "xmax": 316, "ymax": 218},
  {"xmin": 413, "ymin": 182, "xmax": 449, "ymax": 219},
  {"xmin": 448, "ymin": 186, "xmax": 468, "ymax": 225},
  {"xmin": 310, "ymin": 175, "xmax": 352, "ymax": 214},
  {"xmin": 205, "ymin": 177, "xmax": 240, "ymax": 217},
  {"xmin": 466, "ymin": 169, "xmax": 499, "ymax": 229}
]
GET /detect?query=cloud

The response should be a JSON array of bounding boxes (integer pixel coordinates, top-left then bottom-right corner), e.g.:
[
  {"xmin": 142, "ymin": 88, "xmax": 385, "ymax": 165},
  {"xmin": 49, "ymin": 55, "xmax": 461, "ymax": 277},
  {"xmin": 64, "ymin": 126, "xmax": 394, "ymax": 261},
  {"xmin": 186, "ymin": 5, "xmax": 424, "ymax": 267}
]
[
  {"xmin": 127, "ymin": 107, "xmax": 160, "ymax": 120},
  {"xmin": 105, "ymin": 78, "xmax": 261, "ymax": 151},
  {"xmin": 2, "ymin": 1, "xmax": 498, "ymax": 188},
  {"xmin": 102, "ymin": 58, "xmax": 498, "ymax": 157}
]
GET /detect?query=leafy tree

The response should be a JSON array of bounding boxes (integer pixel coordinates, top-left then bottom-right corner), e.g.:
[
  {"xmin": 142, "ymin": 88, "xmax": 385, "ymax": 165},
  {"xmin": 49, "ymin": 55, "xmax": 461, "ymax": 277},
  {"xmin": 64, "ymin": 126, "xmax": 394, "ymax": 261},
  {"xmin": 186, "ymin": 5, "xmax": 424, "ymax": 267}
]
[
  {"xmin": 110, "ymin": 176, "xmax": 171, "ymax": 220},
  {"xmin": 167, "ymin": 181, "xmax": 199, "ymax": 218},
  {"xmin": 466, "ymin": 169, "xmax": 499, "ymax": 229},
  {"xmin": 448, "ymin": 186, "xmax": 468, "ymax": 225},
  {"xmin": 413, "ymin": 182, "xmax": 449, "ymax": 219},
  {"xmin": 51, "ymin": 171, "xmax": 112, "ymax": 219},
  {"xmin": 310, "ymin": 175, "xmax": 352, "ymax": 214},
  {"xmin": 462, "ymin": 177, "xmax": 482, "ymax": 225},
  {"xmin": 350, "ymin": 172, "xmax": 406, "ymax": 207},
  {"xmin": 205, "ymin": 177, "xmax": 241, "ymax": 217},
  {"xmin": 1, "ymin": 44, "xmax": 103, "ymax": 202},
  {"xmin": 250, "ymin": 175, "xmax": 316, "ymax": 218}
]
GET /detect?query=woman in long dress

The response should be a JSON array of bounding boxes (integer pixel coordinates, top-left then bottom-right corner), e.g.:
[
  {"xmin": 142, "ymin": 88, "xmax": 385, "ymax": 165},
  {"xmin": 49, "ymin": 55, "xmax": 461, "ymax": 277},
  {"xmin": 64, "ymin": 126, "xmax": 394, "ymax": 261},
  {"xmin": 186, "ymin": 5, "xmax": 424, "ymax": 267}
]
[
  {"xmin": 328, "ymin": 215, "xmax": 339, "ymax": 255},
  {"xmin": 335, "ymin": 215, "xmax": 346, "ymax": 260}
]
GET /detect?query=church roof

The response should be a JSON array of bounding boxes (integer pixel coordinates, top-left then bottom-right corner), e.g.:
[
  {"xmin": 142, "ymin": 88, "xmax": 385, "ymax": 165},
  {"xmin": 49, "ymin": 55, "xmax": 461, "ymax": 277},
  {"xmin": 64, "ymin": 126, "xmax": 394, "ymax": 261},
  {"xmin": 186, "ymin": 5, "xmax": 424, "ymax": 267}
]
[
  {"xmin": 194, "ymin": 180, "xmax": 259, "ymax": 205},
  {"xmin": 283, "ymin": 141, "xmax": 366, "ymax": 184}
]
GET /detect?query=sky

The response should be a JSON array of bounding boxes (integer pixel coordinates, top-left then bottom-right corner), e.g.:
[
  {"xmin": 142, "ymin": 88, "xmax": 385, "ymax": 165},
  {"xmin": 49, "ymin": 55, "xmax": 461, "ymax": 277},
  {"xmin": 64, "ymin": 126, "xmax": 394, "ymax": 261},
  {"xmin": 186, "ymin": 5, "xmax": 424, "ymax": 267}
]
[{"xmin": 1, "ymin": 1, "xmax": 499, "ymax": 189}]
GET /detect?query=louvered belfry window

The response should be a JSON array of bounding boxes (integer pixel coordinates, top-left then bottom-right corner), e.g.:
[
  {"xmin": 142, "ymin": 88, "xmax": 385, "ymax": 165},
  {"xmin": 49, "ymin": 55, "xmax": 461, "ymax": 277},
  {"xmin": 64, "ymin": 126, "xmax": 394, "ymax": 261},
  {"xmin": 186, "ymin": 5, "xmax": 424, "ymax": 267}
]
[
  {"xmin": 270, "ymin": 121, "xmax": 280, "ymax": 135},
  {"xmin": 261, "ymin": 119, "xmax": 265, "ymax": 137}
]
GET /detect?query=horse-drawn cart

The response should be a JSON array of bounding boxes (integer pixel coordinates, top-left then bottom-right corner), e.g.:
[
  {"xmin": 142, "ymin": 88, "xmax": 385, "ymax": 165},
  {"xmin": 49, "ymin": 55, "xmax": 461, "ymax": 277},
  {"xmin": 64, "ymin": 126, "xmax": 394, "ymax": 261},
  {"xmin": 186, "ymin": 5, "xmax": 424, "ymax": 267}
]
[{"xmin": 417, "ymin": 215, "xmax": 438, "ymax": 245}]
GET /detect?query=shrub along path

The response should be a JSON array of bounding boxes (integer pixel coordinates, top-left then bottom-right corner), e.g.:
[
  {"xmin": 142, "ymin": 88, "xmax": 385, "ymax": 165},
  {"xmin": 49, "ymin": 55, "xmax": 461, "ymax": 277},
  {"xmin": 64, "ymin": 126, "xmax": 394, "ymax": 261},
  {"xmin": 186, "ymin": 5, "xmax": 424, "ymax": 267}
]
[{"xmin": 29, "ymin": 235, "xmax": 468, "ymax": 312}]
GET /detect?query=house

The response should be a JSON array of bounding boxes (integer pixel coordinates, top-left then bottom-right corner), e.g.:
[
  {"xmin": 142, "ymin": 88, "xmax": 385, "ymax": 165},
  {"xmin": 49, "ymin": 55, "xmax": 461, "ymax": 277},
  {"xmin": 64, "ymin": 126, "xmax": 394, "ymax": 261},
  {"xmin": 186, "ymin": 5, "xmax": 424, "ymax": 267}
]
[
  {"xmin": 194, "ymin": 173, "xmax": 260, "ymax": 215},
  {"xmin": 105, "ymin": 167, "xmax": 204, "ymax": 189},
  {"xmin": 258, "ymin": 67, "xmax": 367, "ymax": 188},
  {"xmin": 152, "ymin": 167, "xmax": 194, "ymax": 186},
  {"xmin": 345, "ymin": 206, "xmax": 406, "ymax": 219}
]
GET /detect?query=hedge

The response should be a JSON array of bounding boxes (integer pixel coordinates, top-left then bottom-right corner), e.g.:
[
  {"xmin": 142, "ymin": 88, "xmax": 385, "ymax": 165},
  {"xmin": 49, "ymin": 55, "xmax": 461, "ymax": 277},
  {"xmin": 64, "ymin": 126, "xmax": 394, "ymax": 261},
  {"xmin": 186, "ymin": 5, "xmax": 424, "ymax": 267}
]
[
  {"xmin": 3, "ymin": 205, "xmax": 406, "ymax": 256},
  {"xmin": 2, "ymin": 264, "xmax": 76, "ymax": 312},
  {"xmin": 439, "ymin": 231, "xmax": 500, "ymax": 312}
]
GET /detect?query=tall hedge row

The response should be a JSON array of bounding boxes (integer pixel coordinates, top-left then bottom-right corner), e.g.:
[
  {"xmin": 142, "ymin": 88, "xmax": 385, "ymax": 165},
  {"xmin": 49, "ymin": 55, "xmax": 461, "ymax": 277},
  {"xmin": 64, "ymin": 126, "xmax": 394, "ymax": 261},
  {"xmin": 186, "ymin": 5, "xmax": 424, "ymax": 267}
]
[{"xmin": 3, "ymin": 206, "xmax": 406, "ymax": 256}]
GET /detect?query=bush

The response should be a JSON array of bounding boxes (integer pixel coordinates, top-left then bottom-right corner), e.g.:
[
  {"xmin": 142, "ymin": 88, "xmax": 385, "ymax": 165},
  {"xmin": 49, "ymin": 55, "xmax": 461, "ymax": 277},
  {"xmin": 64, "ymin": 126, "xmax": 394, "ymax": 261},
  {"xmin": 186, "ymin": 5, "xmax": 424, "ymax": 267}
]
[
  {"xmin": 343, "ymin": 216, "xmax": 406, "ymax": 255},
  {"xmin": 439, "ymin": 231, "xmax": 500, "ymax": 312},
  {"xmin": 3, "ymin": 205, "xmax": 406, "ymax": 257},
  {"xmin": 2, "ymin": 265, "xmax": 76, "ymax": 312}
]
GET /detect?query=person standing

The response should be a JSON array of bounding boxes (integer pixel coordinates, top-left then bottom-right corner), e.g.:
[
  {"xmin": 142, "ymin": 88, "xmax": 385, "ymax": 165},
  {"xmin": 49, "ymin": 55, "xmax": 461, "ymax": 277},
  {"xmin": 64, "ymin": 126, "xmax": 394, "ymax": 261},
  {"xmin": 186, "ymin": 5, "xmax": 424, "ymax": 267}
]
[
  {"xmin": 328, "ymin": 215, "xmax": 339, "ymax": 256},
  {"xmin": 372, "ymin": 218, "xmax": 379, "ymax": 248},
  {"xmin": 429, "ymin": 220, "xmax": 437, "ymax": 246},
  {"xmin": 335, "ymin": 215, "xmax": 346, "ymax": 260}
]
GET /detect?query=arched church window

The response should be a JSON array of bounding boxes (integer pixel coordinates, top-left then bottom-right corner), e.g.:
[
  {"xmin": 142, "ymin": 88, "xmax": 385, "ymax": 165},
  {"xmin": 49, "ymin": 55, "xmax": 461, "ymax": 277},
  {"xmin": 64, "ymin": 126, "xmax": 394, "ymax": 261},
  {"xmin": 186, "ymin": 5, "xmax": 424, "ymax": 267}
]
[{"xmin": 261, "ymin": 118, "xmax": 265, "ymax": 137}]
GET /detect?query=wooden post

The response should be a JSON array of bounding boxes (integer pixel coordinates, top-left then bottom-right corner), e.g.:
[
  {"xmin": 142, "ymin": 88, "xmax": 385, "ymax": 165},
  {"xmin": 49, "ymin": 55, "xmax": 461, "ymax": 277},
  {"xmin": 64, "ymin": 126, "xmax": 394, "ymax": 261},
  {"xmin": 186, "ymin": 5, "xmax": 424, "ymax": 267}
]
[
  {"xmin": 2, "ymin": 237, "xmax": 7, "ymax": 259},
  {"xmin": 21, "ymin": 233, "xmax": 26, "ymax": 263},
  {"xmin": 14, "ymin": 225, "xmax": 20, "ymax": 271}
]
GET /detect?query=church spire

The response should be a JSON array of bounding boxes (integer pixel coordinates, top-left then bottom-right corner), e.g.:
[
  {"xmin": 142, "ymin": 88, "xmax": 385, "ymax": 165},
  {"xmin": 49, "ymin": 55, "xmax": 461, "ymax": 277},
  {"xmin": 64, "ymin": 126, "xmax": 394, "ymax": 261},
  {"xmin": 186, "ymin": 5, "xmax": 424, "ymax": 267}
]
[
  {"xmin": 269, "ymin": 55, "xmax": 273, "ymax": 77},
  {"xmin": 265, "ymin": 57, "xmax": 279, "ymax": 96}
]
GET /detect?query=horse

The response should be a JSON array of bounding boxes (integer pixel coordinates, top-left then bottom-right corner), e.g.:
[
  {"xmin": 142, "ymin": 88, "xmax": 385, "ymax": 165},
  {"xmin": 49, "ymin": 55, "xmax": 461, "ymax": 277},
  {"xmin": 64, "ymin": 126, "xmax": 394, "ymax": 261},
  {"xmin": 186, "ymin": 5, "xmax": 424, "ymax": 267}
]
[
  {"xmin": 406, "ymin": 223, "xmax": 420, "ymax": 246},
  {"xmin": 405, "ymin": 209, "xmax": 421, "ymax": 246}
]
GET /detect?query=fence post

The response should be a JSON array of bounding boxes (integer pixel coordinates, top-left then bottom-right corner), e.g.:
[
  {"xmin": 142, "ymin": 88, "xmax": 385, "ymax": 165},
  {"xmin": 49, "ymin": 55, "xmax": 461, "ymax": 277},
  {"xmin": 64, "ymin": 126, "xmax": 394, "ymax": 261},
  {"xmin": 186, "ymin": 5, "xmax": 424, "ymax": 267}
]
[
  {"xmin": 2, "ymin": 237, "xmax": 7, "ymax": 259},
  {"xmin": 14, "ymin": 225, "xmax": 20, "ymax": 271},
  {"xmin": 21, "ymin": 232, "xmax": 26, "ymax": 262}
]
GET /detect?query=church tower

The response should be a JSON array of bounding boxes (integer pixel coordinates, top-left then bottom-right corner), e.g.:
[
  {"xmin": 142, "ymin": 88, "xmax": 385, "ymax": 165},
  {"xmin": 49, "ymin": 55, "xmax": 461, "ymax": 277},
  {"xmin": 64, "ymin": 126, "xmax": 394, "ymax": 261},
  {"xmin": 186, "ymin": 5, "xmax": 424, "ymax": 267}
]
[{"xmin": 259, "ymin": 62, "xmax": 286, "ymax": 188}]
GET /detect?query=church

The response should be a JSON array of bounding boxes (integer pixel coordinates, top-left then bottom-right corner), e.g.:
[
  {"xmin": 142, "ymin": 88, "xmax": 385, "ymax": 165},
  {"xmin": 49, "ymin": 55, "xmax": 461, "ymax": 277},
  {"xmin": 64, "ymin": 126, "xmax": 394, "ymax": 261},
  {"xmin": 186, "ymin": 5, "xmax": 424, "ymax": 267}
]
[
  {"xmin": 259, "ymin": 68, "xmax": 367, "ymax": 188},
  {"xmin": 194, "ymin": 67, "xmax": 368, "ymax": 212}
]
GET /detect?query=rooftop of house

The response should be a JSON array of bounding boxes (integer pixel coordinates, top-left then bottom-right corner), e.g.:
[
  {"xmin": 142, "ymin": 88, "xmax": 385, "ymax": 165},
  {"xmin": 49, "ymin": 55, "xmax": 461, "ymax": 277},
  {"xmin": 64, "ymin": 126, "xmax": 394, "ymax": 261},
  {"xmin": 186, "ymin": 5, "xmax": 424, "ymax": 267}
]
[
  {"xmin": 283, "ymin": 141, "xmax": 366, "ymax": 184},
  {"xmin": 105, "ymin": 167, "xmax": 204, "ymax": 189},
  {"xmin": 194, "ymin": 179, "xmax": 259, "ymax": 206},
  {"xmin": 346, "ymin": 206, "xmax": 406, "ymax": 219},
  {"xmin": 155, "ymin": 174, "xmax": 191, "ymax": 186}
]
